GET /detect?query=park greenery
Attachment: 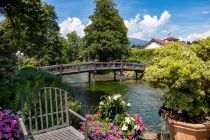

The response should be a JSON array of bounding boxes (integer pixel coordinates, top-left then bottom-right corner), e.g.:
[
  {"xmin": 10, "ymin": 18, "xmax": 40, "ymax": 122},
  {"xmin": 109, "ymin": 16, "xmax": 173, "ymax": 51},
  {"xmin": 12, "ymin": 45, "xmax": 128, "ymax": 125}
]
[
  {"xmin": 0, "ymin": 0, "xmax": 210, "ymax": 138},
  {"xmin": 0, "ymin": 0, "xmax": 130, "ymax": 110},
  {"xmin": 144, "ymin": 42, "xmax": 210, "ymax": 123}
]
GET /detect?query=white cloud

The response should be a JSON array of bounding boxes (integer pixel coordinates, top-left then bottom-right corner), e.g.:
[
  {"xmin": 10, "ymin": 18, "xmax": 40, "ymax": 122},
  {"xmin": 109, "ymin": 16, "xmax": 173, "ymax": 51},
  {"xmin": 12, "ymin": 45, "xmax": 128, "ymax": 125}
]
[
  {"xmin": 59, "ymin": 11, "xmax": 171, "ymax": 39},
  {"xmin": 181, "ymin": 29, "xmax": 210, "ymax": 42},
  {"xmin": 59, "ymin": 17, "xmax": 86, "ymax": 37},
  {"xmin": 124, "ymin": 11, "xmax": 171, "ymax": 40}
]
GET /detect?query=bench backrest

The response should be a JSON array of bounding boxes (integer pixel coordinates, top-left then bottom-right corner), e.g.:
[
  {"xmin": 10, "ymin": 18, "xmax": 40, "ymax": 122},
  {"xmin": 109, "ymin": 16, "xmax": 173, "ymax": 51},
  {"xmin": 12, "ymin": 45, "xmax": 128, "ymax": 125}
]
[{"xmin": 21, "ymin": 87, "xmax": 70, "ymax": 135}]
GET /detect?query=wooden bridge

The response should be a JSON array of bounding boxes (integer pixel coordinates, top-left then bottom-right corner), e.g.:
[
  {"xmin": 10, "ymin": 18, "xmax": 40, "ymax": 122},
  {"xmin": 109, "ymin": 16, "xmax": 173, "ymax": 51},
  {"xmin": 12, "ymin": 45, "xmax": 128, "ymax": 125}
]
[{"xmin": 40, "ymin": 62, "xmax": 146, "ymax": 82}]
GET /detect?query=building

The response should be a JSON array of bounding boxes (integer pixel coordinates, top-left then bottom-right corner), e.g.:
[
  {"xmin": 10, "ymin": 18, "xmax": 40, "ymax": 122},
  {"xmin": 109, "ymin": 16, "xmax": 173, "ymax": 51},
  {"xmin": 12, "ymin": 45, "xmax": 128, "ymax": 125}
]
[{"xmin": 143, "ymin": 36, "xmax": 187, "ymax": 49}]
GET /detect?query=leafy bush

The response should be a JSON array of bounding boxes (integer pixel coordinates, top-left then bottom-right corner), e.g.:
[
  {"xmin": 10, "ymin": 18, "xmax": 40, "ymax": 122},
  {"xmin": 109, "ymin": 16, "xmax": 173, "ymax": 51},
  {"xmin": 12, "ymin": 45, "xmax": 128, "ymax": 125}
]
[
  {"xmin": 190, "ymin": 37, "xmax": 210, "ymax": 62},
  {"xmin": 144, "ymin": 43, "xmax": 210, "ymax": 121},
  {"xmin": 0, "ymin": 108, "xmax": 20, "ymax": 140},
  {"xmin": 127, "ymin": 49, "xmax": 154, "ymax": 64},
  {"xmin": 3, "ymin": 66, "xmax": 80, "ymax": 112},
  {"xmin": 80, "ymin": 94, "xmax": 145, "ymax": 139}
]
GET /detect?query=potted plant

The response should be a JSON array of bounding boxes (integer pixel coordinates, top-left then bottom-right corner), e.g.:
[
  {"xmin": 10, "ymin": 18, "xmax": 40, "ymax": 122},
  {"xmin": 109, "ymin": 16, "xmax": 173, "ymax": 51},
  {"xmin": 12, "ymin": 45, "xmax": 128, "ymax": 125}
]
[{"xmin": 143, "ymin": 42, "xmax": 210, "ymax": 140}]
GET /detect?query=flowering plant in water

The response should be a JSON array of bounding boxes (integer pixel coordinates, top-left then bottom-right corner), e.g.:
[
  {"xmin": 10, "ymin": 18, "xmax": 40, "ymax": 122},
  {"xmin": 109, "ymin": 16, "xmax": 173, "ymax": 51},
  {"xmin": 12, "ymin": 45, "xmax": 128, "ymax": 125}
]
[
  {"xmin": 80, "ymin": 94, "xmax": 145, "ymax": 140},
  {"xmin": 0, "ymin": 108, "xmax": 20, "ymax": 140}
]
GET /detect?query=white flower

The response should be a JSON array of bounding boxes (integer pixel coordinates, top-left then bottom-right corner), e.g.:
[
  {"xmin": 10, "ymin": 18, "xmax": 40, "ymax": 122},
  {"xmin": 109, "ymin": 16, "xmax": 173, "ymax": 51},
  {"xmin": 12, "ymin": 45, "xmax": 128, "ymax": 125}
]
[
  {"xmin": 127, "ymin": 103, "xmax": 131, "ymax": 107},
  {"xmin": 16, "ymin": 51, "xmax": 20, "ymax": 56},
  {"xmin": 122, "ymin": 101, "xmax": 125, "ymax": 105},
  {"xmin": 134, "ymin": 125, "xmax": 140, "ymax": 130},
  {"xmin": 108, "ymin": 96, "xmax": 111, "ymax": 100},
  {"xmin": 20, "ymin": 53, "xmax": 24, "ymax": 56},
  {"xmin": 122, "ymin": 124, "xmax": 128, "ymax": 131},
  {"xmin": 125, "ymin": 117, "xmax": 131, "ymax": 124},
  {"xmin": 100, "ymin": 101, "xmax": 104, "ymax": 105},
  {"xmin": 113, "ymin": 94, "xmax": 121, "ymax": 100}
]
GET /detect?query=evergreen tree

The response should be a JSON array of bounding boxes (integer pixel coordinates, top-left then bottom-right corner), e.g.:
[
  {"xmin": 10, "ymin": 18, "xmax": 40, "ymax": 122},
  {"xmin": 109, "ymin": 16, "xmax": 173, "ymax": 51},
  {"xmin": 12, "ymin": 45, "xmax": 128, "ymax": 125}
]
[{"xmin": 84, "ymin": 0, "xmax": 130, "ymax": 62}]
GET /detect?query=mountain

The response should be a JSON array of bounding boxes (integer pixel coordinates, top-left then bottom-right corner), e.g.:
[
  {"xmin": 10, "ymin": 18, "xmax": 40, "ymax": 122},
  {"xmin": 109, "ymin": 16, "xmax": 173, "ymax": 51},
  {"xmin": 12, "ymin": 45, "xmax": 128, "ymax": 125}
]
[{"xmin": 129, "ymin": 37, "xmax": 148, "ymax": 46}]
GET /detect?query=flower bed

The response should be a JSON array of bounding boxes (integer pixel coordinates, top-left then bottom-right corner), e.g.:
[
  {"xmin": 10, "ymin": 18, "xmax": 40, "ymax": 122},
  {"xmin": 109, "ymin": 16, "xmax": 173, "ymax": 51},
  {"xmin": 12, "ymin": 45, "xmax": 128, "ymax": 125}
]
[
  {"xmin": 80, "ymin": 94, "xmax": 145, "ymax": 140},
  {"xmin": 0, "ymin": 108, "xmax": 20, "ymax": 140}
]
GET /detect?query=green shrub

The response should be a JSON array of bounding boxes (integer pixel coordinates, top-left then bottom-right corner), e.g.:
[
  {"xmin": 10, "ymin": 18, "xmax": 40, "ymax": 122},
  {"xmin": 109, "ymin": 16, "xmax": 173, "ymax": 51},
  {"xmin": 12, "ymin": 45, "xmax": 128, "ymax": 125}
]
[
  {"xmin": 127, "ymin": 49, "xmax": 154, "ymax": 64},
  {"xmin": 144, "ymin": 43, "xmax": 209, "ymax": 120},
  {"xmin": 6, "ymin": 66, "xmax": 80, "ymax": 111},
  {"xmin": 190, "ymin": 37, "xmax": 210, "ymax": 62}
]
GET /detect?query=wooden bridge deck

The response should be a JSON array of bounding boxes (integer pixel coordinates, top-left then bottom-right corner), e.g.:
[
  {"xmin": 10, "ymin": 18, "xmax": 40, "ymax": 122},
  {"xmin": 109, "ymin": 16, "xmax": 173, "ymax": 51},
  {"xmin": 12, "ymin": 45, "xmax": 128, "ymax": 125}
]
[{"xmin": 40, "ymin": 62, "xmax": 146, "ymax": 75}]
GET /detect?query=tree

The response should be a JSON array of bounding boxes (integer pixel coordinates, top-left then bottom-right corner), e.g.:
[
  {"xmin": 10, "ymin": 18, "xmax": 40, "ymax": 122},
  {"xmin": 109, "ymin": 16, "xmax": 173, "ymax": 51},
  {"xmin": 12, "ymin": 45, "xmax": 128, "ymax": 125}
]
[
  {"xmin": 0, "ymin": 24, "xmax": 17, "ymax": 108},
  {"xmin": 144, "ymin": 43, "xmax": 209, "ymax": 120},
  {"xmin": 84, "ymin": 0, "xmax": 129, "ymax": 62},
  {"xmin": 1, "ymin": 1, "xmax": 62, "ymax": 65},
  {"xmin": 66, "ymin": 31, "xmax": 82, "ymax": 61}
]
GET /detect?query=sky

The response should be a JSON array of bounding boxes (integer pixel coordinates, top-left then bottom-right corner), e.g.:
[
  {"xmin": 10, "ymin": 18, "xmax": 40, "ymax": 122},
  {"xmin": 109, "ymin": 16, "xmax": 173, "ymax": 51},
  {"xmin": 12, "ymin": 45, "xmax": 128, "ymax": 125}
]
[{"xmin": 43, "ymin": 0, "xmax": 210, "ymax": 41}]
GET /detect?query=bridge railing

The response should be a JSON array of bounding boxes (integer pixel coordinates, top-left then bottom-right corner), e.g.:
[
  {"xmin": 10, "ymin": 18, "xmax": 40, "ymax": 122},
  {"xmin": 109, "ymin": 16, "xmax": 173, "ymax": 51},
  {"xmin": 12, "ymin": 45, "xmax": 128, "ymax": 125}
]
[{"xmin": 40, "ymin": 62, "xmax": 146, "ymax": 75}]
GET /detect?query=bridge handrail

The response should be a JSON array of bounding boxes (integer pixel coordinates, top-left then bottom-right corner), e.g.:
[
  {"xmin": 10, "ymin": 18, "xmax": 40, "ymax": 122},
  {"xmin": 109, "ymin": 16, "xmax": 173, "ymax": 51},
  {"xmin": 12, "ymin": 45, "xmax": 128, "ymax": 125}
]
[{"xmin": 40, "ymin": 62, "xmax": 146, "ymax": 74}]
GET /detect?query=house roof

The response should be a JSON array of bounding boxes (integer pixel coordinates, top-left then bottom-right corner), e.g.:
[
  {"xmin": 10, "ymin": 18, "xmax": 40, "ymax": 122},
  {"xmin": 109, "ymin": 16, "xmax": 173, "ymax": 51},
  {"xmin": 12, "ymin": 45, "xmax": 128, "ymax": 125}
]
[
  {"xmin": 164, "ymin": 36, "xmax": 179, "ymax": 41},
  {"xmin": 143, "ymin": 37, "xmax": 187, "ymax": 49},
  {"xmin": 151, "ymin": 38, "xmax": 167, "ymax": 45}
]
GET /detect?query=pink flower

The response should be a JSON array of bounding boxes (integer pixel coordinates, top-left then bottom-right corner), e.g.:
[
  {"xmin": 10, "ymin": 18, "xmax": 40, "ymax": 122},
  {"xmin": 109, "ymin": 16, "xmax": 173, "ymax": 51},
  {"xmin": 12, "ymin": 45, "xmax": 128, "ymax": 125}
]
[
  {"xmin": 108, "ymin": 122, "xmax": 113, "ymax": 128},
  {"xmin": 109, "ymin": 135, "xmax": 115, "ymax": 140},
  {"xmin": 86, "ymin": 115, "xmax": 91, "ymax": 119}
]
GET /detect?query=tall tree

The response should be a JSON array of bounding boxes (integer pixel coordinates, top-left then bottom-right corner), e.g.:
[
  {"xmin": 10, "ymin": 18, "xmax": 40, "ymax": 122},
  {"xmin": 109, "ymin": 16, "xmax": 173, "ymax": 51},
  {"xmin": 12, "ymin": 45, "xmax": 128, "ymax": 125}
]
[
  {"xmin": 84, "ymin": 0, "xmax": 129, "ymax": 62},
  {"xmin": 2, "ymin": 0, "xmax": 62, "ymax": 65}
]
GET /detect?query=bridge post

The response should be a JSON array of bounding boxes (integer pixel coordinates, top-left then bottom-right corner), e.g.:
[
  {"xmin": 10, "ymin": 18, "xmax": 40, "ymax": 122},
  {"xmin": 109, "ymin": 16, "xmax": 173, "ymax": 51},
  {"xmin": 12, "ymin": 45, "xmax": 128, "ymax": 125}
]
[
  {"xmin": 120, "ymin": 70, "xmax": 123, "ymax": 82},
  {"xmin": 135, "ymin": 71, "xmax": 138, "ymax": 80},
  {"xmin": 88, "ymin": 72, "xmax": 91, "ymax": 83},
  {"xmin": 114, "ymin": 71, "xmax": 117, "ymax": 81}
]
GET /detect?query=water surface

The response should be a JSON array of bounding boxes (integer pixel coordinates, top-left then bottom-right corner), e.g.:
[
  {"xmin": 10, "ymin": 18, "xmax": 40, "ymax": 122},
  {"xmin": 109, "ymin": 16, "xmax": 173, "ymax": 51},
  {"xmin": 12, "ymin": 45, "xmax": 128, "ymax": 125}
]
[{"xmin": 63, "ymin": 73, "xmax": 164, "ymax": 133}]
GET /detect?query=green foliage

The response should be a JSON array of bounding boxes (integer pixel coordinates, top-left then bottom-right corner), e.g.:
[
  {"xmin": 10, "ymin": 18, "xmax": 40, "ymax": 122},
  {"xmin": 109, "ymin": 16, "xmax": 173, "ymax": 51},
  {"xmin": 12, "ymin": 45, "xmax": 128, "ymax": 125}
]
[
  {"xmin": 3, "ymin": 66, "xmax": 74, "ymax": 111},
  {"xmin": 1, "ymin": 1, "xmax": 63, "ymax": 65},
  {"xmin": 0, "ymin": 26, "xmax": 17, "ymax": 109},
  {"xmin": 127, "ymin": 49, "xmax": 154, "ymax": 64},
  {"xmin": 144, "ymin": 43, "xmax": 210, "ymax": 118},
  {"xmin": 190, "ymin": 37, "xmax": 210, "ymax": 62},
  {"xmin": 98, "ymin": 94, "xmax": 131, "ymax": 120},
  {"xmin": 61, "ymin": 32, "xmax": 86, "ymax": 63},
  {"xmin": 84, "ymin": 0, "xmax": 129, "ymax": 61}
]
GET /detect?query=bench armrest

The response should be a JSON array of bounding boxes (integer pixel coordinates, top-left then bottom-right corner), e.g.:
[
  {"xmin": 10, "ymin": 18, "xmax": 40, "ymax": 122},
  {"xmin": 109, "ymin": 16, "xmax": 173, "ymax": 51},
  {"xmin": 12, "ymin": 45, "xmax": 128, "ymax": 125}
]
[
  {"xmin": 68, "ymin": 109, "xmax": 88, "ymax": 139},
  {"xmin": 68, "ymin": 109, "xmax": 87, "ymax": 121},
  {"xmin": 19, "ymin": 118, "xmax": 28, "ymax": 139}
]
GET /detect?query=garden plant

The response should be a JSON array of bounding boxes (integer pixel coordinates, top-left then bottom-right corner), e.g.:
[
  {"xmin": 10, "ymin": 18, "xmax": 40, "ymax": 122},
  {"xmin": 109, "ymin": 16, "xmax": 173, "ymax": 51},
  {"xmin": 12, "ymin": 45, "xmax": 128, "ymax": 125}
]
[
  {"xmin": 144, "ymin": 42, "xmax": 210, "ymax": 123},
  {"xmin": 80, "ymin": 94, "xmax": 145, "ymax": 140}
]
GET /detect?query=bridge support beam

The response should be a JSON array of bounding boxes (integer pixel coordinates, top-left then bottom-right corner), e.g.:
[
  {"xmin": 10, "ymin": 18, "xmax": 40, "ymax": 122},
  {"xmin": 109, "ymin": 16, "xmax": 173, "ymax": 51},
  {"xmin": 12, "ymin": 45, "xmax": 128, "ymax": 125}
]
[
  {"xmin": 88, "ymin": 72, "xmax": 91, "ymax": 83},
  {"xmin": 88, "ymin": 71, "xmax": 96, "ymax": 83},
  {"xmin": 114, "ymin": 71, "xmax": 117, "ymax": 81},
  {"xmin": 120, "ymin": 70, "xmax": 123, "ymax": 82},
  {"xmin": 135, "ymin": 71, "xmax": 138, "ymax": 80}
]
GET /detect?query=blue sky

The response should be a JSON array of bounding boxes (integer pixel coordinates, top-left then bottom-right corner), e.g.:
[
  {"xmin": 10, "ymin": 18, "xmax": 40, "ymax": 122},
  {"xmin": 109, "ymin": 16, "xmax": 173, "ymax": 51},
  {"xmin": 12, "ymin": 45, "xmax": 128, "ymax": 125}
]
[{"xmin": 33, "ymin": 0, "xmax": 210, "ymax": 41}]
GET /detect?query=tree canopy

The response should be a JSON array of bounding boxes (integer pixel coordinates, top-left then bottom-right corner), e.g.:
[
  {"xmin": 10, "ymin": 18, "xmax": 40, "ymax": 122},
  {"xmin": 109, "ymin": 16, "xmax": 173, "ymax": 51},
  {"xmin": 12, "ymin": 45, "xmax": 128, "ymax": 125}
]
[
  {"xmin": 84, "ymin": 0, "xmax": 130, "ymax": 62},
  {"xmin": 1, "ymin": 0, "xmax": 62, "ymax": 65}
]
